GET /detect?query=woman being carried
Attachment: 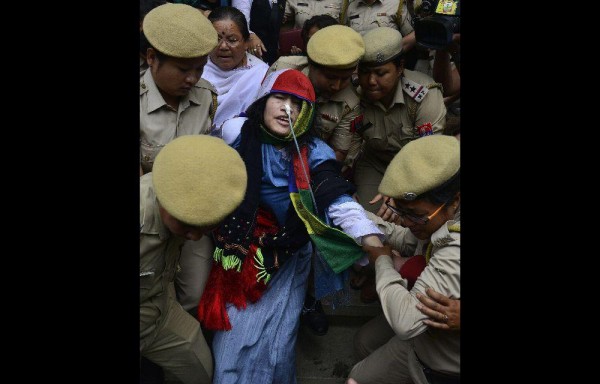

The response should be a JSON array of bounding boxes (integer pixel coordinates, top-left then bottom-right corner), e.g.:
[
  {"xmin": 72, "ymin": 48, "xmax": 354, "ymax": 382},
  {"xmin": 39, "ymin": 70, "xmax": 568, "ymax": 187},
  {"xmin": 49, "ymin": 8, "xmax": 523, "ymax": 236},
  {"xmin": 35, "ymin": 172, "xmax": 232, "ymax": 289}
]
[{"xmin": 198, "ymin": 68, "xmax": 383, "ymax": 383}]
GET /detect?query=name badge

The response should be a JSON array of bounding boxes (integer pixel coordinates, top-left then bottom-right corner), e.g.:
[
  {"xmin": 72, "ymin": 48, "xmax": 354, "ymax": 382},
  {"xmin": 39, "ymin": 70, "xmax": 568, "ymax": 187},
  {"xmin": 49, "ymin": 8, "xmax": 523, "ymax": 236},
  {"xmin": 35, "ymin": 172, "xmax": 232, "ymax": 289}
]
[{"xmin": 376, "ymin": 12, "xmax": 387, "ymax": 16}]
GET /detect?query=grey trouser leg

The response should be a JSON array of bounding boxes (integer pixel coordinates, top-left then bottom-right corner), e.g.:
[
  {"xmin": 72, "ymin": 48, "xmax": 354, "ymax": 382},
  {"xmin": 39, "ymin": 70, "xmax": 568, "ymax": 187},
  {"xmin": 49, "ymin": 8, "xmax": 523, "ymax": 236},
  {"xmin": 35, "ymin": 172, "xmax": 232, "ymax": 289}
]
[{"xmin": 176, "ymin": 235, "xmax": 214, "ymax": 313}]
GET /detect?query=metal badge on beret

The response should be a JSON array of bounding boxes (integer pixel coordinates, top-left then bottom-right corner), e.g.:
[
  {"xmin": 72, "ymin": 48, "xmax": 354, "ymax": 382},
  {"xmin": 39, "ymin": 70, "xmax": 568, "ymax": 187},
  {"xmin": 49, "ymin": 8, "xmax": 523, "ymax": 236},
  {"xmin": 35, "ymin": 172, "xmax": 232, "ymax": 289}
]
[
  {"xmin": 403, "ymin": 192, "xmax": 417, "ymax": 200},
  {"xmin": 376, "ymin": 52, "xmax": 384, "ymax": 63}
]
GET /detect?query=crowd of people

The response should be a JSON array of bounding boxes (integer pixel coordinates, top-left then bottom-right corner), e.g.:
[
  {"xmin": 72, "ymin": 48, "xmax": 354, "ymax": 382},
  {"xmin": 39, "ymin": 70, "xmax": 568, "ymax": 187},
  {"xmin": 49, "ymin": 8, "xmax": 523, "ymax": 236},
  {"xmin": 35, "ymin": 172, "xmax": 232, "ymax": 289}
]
[{"xmin": 139, "ymin": 1, "xmax": 460, "ymax": 383}]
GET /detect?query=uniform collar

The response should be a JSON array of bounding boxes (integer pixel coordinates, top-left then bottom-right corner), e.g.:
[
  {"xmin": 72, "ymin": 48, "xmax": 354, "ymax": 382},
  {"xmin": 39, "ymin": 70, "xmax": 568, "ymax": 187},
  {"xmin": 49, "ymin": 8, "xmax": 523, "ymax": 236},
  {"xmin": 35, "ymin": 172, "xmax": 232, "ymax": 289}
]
[{"xmin": 141, "ymin": 70, "xmax": 201, "ymax": 113}]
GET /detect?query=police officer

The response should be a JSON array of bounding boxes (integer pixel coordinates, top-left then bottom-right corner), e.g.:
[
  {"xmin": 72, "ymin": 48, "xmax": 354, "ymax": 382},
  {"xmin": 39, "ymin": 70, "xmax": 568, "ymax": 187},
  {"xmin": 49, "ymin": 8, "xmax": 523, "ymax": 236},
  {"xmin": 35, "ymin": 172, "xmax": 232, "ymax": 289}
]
[
  {"xmin": 140, "ymin": 135, "xmax": 247, "ymax": 384},
  {"xmin": 341, "ymin": 0, "xmax": 413, "ymax": 36},
  {"xmin": 348, "ymin": 135, "xmax": 460, "ymax": 384},
  {"xmin": 341, "ymin": 0, "xmax": 425, "ymax": 71},
  {"xmin": 353, "ymin": 26, "xmax": 446, "ymax": 216},
  {"xmin": 140, "ymin": 2, "xmax": 219, "ymax": 328},
  {"xmin": 140, "ymin": 3, "xmax": 218, "ymax": 174},
  {"xmin": 283, "ymin": 0, "xmax": 344, "ymax": 29},
  {"xmin": 268, "ymin": 24, "xmax": 365, "ymax": 175}
]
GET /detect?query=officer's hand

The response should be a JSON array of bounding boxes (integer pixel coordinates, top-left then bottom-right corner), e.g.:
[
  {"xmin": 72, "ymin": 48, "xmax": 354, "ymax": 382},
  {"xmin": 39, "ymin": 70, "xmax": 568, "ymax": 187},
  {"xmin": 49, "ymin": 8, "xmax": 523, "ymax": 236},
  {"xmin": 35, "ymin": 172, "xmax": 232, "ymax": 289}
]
[
  {"xmin": 416, "ymin": 287, "xmax": 460, "ymax": 331},
  {"xmin": 391, "ymin": 250, "xmax": 409, "ymax": 272},
  {"xmin": 371, "ymin": 194, "xmax": 398, "ymax": 223}
]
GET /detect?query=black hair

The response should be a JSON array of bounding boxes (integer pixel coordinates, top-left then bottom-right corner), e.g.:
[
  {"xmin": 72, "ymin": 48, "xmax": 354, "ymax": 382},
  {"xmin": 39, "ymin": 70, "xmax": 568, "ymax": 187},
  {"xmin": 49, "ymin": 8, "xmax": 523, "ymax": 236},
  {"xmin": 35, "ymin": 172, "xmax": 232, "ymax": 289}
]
[
  {"xmin": 301, "ymin": 14, "xmax": 339, "ymax": 45},
  {"xmin": 418, "ymin": 170, "xmax": 460, "ymax": 205},
  {"xmin": 208, "ymin": 6, "xmax": 250, "ymax": 41},
  {"xmin": 444, "ymin": 116, "xmax": 460, "ymax": 136},
  {"xmin": 358, "ymin": 51, "xmax": 404, "ymax": 71}
]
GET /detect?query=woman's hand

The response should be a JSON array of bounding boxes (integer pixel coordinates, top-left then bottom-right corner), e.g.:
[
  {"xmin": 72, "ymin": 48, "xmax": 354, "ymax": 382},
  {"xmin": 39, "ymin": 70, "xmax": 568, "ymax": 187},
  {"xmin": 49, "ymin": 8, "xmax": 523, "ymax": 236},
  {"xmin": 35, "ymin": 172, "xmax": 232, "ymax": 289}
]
[
  {"xmin": 248, "ymin": 33, "xmax": 266, "ymax": 60},
  {"xmin": 416, "ymin": 287, "xmax": 460, "ymax": 331}
]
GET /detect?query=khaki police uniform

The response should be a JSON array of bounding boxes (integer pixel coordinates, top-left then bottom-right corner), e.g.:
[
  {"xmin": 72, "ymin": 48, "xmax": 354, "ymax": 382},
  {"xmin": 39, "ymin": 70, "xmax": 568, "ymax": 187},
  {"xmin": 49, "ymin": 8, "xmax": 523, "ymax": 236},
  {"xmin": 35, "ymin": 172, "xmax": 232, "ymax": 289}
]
[
  {"xmin": 351, "ymin": 134, "xmax": 460, "ymax": 383},
  {"xmin": 342, "ymin": 0, "xmax": 414, "ymax": 36},
  {"xmin": 285, "ymin": 0, "xmax": 344, "ymax": 28},
  {"xmin": 140, "ymin": 173, "xmax": 213, "ymax": 384},
  {"xmin": 140, "ymin": 135, "xmax": 247, "ymax": 384},
  {"xmin": 140, "ymin": 68, "xmax": 217, "ymax": 314},
  {"xmin": 140, "ymin": 69, "xmax": 217, "ymax": 174},
  {"xmin": 350, "ymin": 212, "xmax": 460, "ymax": 384},
  {"xmin": 353, "ymin": 69, "xmax": 446, "ymax": 213},
  {"xmin": 140, "ymin": 1, "xmax": 221, "ymax": 324}
]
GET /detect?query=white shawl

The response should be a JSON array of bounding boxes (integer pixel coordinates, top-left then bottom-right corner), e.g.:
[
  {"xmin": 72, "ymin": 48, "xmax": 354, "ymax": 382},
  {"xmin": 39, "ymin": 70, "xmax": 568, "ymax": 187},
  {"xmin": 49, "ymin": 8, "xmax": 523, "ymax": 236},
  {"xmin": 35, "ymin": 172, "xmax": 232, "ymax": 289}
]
[{"xmin": 202, "ymin": 53, "xmax": 269, "ymax": 130}]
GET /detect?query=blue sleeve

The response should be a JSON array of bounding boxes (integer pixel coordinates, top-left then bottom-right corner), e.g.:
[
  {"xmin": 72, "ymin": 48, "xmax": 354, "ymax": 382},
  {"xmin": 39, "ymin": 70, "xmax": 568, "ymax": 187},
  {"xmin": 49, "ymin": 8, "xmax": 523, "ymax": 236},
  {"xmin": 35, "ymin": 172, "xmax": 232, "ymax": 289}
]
[{"xmin": 308, "ymin": 137, "xmax": 336, "ymax": 169}]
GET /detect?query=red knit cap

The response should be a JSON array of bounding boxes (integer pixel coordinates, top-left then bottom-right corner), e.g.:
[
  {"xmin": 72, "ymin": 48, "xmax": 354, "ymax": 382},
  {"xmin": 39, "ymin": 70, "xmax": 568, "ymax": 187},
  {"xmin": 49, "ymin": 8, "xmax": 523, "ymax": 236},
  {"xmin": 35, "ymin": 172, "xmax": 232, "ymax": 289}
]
[{"xmin": 255, "ymin": 69, "xmax": 315, "ymax": 103}]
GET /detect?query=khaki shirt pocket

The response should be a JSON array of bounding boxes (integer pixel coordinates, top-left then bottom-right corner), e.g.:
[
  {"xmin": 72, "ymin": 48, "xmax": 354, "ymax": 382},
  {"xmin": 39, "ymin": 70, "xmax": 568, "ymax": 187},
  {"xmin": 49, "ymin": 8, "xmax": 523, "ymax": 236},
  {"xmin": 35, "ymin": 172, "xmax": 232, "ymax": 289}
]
[
  {"xmin": 362, "ymin": 120, "xmax": 388, "ymax": 152},
  {"xmin": 140, "ymin": 140, "xmax": 165, "ymax": 174}
]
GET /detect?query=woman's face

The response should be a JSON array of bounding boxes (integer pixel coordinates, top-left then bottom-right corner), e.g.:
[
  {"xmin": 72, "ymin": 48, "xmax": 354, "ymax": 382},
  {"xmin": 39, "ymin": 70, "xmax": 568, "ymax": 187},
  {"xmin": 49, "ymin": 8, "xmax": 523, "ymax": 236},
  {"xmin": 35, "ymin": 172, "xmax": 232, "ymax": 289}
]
[
  {"xmin": 209, "ymin": 19, "xmax": 248, "ymax": 71},
  {"xmin": 358, "ymin": 61, "xmax": 402, "ymax": 103},
  {"xmin": 393, "ymin": 194, "xmax": 459, "ymax": 240},
  {"xmin": 263, "ymin": 93, "xmax": 302, "ymax": 137},
  {"xmin": 147, "ymin": 49, "xmax": 208, "ymax": 99}
]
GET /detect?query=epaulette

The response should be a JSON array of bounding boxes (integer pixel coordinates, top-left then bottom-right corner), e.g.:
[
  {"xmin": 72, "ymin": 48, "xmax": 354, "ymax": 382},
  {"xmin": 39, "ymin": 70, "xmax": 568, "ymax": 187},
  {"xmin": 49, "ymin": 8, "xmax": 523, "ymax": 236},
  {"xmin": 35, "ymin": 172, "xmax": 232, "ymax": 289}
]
[
  {"xmin": 448, "ymin": 223, "xmax": 460, "ymax": 233},
  {"xmin": 400, "ymin": 76, "xmax": 428, "ymax": 103},
  {"xmin": 426, "ymin": 82, "xmax": 443, "ymax": 91}
]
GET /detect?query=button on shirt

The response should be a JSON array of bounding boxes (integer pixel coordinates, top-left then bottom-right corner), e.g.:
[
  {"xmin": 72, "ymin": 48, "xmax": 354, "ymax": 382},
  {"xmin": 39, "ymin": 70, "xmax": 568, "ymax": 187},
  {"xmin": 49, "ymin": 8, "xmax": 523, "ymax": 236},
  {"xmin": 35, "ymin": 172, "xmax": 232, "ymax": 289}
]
[
  {"xmin": 343, "ymin": 0, "xmax": 413, "ymax": 36},
  {"xmin": 285, "ymin": 0, "xmax": 344, "ymax": 29}
]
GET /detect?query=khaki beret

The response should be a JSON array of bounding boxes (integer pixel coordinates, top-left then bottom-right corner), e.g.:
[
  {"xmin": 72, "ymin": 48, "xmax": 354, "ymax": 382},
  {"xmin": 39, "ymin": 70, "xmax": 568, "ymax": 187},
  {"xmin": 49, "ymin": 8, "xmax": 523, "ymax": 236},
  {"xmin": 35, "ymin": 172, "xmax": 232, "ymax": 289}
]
[
  {"xmin": 152, "ymin": 135, "xmax": 247, "ymax": 227},
  {"xmin": 143, "ymin": 3, "xmax": 217, "ymax": 58},
  {"xmin": 379, "ymin": 135, "xmax": 459, "ymax": 200},
  {"xmin": 307, "ymin": 25, "xmax": 365, "ymax": 69},
  {"xmin": 361, "ymin": 27, "xmax": 403, "ymax": 66}
]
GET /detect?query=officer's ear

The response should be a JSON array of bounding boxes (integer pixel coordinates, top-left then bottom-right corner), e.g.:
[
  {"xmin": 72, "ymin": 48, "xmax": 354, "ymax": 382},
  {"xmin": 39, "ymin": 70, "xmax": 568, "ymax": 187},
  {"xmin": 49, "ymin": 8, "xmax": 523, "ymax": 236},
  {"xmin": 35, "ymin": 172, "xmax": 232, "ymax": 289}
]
[{"xmin": 146, "ymin": 48, "xmax": 157, "ymax": 67}]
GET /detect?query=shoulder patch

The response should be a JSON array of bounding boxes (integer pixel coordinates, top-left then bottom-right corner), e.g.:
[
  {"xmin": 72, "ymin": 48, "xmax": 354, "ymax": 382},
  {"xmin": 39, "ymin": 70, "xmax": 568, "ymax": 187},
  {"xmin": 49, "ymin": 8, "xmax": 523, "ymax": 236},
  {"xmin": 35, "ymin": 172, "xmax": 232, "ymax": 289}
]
[
  {"xmin": 401, "ymin": 76, "xmax": 428, "ymax": 103},
  {"xmin": 350, "ymin": 114, "xmax": 372, "ymax": 134},
  {"xmin": 321, "ymin": 112, "xmax": 339, "ymax": 123},
  {"xmin": 416, "ymin": 122, "xmax": 433, "ymax": 137}
]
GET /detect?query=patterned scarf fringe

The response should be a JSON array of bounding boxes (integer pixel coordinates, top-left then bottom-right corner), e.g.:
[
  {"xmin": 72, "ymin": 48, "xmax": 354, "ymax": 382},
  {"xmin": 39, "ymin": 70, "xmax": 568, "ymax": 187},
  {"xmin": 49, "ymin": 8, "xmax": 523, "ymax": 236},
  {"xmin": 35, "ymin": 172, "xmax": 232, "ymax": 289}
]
[{"xmin": 197, "ymin": 244, "xmax": 271, "ymax": 331}]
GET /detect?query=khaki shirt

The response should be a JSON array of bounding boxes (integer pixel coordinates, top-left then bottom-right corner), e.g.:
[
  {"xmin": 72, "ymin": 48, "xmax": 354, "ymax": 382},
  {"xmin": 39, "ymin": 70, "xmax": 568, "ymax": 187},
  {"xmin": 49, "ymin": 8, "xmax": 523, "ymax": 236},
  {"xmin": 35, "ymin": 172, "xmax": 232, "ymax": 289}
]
[
  {"xmin": 342, "ymin": 0, "xmax": 413, "ymax": 36},
  {"xmin": 139, "ymin": 173, "xmax": 184, "ymax": 348},
  {"xmin": 268, "ymin": 56, "xmax": 363, "ymax": 168},
  {"xmin": 285, "ymin": 0, "xmax": 344, "ymax": 28},
  {"xmin": 140, "ymin": 69, "xmax": 216, "ymax": 174},
  {"xmin": 368, "ymin": 211, "xmax": 460, "ymax": 375},
  {"xmin": 357, "ymin": 69, "xmax": 446, "ymax": 172}
]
